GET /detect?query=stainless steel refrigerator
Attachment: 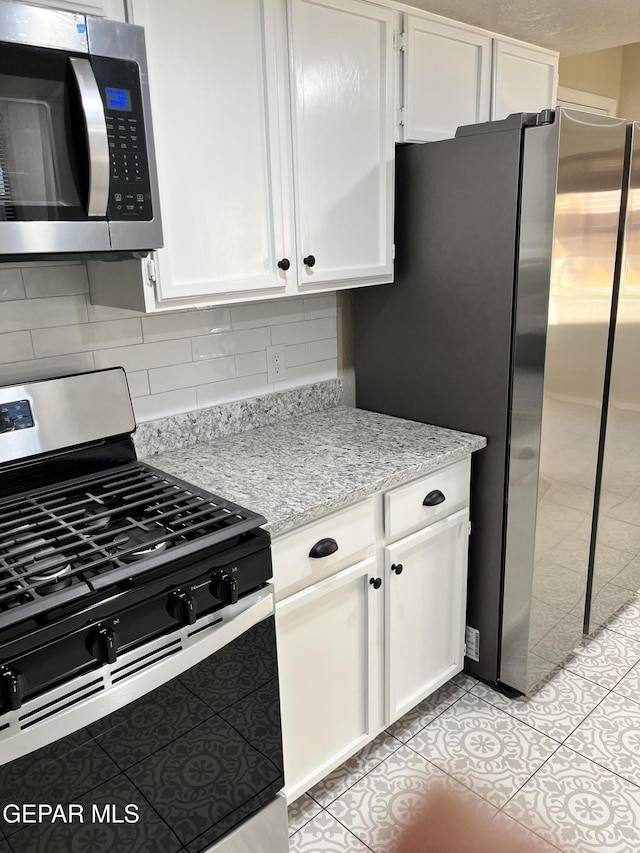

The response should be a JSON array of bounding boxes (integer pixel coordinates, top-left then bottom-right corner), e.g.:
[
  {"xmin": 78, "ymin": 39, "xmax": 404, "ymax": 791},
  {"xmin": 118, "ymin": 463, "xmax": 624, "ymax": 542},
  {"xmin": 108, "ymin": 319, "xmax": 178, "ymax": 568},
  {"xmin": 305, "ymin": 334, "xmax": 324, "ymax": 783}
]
[{"xmin": 354, "ymin": 109, "xmax": 640, "ymax": 694}]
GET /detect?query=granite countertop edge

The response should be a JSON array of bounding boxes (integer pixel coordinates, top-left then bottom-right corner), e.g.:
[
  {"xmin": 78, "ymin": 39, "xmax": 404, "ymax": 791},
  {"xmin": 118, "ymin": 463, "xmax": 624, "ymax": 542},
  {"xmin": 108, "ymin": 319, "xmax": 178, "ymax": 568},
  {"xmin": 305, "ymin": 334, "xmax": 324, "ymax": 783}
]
[{"xmin": 263, "ymin": 439, "xmax": 485, "ymax": 537}]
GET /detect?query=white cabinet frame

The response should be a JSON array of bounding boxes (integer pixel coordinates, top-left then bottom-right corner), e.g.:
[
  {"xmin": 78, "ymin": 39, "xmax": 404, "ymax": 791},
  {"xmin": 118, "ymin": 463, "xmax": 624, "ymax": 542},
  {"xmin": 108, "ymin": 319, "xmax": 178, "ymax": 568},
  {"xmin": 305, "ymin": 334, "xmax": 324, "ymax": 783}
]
[{"xmin": 401, "ymin": 15, "xmax": 492, "ymax": 143}]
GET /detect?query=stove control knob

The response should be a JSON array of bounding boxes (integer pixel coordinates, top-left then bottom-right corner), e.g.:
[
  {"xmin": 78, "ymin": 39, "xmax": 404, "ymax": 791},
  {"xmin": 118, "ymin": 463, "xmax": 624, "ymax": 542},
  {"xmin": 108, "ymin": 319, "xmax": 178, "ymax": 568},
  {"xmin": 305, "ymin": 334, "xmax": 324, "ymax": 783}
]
[
  {"xmin": 211, "ymin": 572, "xmax": 238, "ymax": 605},
  {"xmin": 0, "ymin": 665, "xmax": 24, "ymax": 711},
  {"xmin": 86, "ymin": 625, "xmax": 119, "ymax": 665},
  {"xmin": 167, "ymin": 590, "xmax": 197, "ymax": 625}
]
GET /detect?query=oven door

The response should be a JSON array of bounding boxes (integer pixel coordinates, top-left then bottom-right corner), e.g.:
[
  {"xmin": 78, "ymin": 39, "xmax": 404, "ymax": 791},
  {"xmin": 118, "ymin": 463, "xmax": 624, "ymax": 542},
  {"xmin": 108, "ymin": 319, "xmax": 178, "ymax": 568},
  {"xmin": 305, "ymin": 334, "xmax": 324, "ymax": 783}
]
[{"xmin": 0, "ymin": 587, "xmax": 286, "ymax": 853}]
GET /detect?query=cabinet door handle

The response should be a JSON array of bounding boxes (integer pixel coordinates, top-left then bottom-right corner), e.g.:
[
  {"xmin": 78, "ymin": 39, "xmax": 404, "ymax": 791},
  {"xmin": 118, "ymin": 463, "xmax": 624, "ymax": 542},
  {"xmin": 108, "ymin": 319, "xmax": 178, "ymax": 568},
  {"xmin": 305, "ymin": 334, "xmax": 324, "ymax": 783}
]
[
  {"xmin": 423, "ymin": 489, "xmax": 445, "ymax": 507},
  {"xmin": 309, "ymin": 537, "xmax": 338, "ymax": 559},
  {"xmin": 277, "ymin": 258, "xmax": 290, "ymax": 271},
  {"xmin": 391, "ymin": 563, "xmax": 403, "ymax": 575},
  {"xmin": 303, "ymin": 254, "xmax": 316, "ymax": 268},
  {"xmin": 369, "ymin": 577, "xmax": 382, "ymax": 590}
]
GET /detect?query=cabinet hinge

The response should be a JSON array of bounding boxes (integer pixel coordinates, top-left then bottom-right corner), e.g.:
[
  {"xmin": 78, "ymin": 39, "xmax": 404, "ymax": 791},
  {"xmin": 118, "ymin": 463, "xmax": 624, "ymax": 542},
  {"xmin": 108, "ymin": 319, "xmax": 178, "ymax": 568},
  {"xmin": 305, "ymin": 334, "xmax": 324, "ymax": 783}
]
[
  {"xmin": 468, "ymin": 520, "xmax": 472, "ymax": 536},
  {"xmin": 145, "ymin": 255, "xmax": 157, "ymax": 286},
  {"xmin": 396, "ymin": 31, "xmax": 406, "ymax": 52},
  {"xmin": 398, "ymin": 106, "xmax": 405, "ymax": 128}
]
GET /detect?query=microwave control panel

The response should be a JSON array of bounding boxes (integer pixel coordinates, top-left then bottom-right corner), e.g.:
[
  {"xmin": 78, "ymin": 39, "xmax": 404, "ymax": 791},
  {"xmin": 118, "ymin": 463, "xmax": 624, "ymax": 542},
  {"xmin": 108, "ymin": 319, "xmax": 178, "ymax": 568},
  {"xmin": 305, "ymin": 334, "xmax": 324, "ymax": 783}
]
[{"xmin": 92, "ymin": 56, "xmax": 153, "ymax": 222}]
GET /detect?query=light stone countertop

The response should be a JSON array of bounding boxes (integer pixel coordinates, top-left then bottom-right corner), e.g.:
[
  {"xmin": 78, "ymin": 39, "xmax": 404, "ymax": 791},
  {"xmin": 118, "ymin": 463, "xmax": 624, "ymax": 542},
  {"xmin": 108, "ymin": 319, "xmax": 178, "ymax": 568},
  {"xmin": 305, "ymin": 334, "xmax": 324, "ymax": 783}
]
[{"xmin": 145, "ymin": 406, "xmax": 486, "ymax": 537}]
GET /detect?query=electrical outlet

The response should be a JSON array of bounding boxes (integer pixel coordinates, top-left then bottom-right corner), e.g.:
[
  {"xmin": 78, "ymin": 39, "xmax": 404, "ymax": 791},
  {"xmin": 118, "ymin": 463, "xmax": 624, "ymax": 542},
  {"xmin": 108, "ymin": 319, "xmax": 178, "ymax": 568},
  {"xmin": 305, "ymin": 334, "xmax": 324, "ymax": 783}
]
[{"xmin": 267, "ymin": 345, "xmax": 286, "ymax": 383}]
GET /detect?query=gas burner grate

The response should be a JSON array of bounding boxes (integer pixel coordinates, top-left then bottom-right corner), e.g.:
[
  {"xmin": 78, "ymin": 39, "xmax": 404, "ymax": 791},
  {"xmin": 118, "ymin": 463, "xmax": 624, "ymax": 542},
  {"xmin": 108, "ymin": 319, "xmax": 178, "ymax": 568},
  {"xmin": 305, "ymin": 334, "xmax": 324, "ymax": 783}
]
[{"xmin": 0, "ymin": 462, "xmax": 264, "ymax": 625}]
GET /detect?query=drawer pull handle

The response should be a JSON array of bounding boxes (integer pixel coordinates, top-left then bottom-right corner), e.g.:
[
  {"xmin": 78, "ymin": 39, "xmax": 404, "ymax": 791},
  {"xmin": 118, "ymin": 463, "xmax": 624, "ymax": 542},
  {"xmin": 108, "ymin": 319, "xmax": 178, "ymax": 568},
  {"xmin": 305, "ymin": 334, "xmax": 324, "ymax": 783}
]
[
  {"xmin": 423, "ymin": 489, "xmax": 446, "ymax": 507},
  {"xmin": 391, "ymin": 563, "xmax": 403, "ymax": 575},
  {"xmin": 309, "ymin": 537, "xmax": 338, "ymax": 559},
  {"xmin": 370, "ymin": 577, "xmax": 382, "ymax": 590}
]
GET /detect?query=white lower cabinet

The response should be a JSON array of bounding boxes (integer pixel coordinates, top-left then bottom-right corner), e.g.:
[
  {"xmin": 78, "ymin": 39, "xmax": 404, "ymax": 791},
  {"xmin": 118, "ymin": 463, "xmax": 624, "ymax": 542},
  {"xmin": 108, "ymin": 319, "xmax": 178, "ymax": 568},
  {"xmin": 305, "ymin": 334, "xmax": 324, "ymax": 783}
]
[
  {"xmin": 276, "ymin": 556, "xmax": 383, "ymax": 801},
  {"xmin": 274, "ymin": 459, "xmax": 472, "ymax": 801},
  {"xmin": 385, "ymin": 508, "xmax": 469, "ymax": 724}
]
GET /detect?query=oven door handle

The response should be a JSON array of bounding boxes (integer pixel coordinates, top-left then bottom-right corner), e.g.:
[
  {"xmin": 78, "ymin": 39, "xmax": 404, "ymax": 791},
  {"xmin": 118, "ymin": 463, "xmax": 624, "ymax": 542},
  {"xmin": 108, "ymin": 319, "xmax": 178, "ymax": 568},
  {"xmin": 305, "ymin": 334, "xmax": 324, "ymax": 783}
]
[{"xmin": 69, "ymin": 57, "xmax": 110, "ymax": 218}]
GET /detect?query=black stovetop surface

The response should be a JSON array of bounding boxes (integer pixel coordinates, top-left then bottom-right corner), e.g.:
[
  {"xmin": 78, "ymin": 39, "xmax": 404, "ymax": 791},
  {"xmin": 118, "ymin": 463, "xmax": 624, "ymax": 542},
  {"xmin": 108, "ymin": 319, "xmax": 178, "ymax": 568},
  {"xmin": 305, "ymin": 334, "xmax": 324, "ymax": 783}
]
[{"xmin": 0, "ymin": 458, "xmax": 266, "ymax": 631}]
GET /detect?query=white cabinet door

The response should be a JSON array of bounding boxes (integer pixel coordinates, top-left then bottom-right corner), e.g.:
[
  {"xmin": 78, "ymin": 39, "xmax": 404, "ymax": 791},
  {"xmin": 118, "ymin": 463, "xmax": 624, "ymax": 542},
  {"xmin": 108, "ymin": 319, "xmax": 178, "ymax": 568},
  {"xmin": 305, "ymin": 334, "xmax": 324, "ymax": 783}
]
[
  {"xmin": 385, "ymin": 508, "xmax": 469, "ymax": 724},
  {"xmin": 402, "ymin": 15, "xmax": 491, "ymax": 143},
  {"xmin": 289, "ymin": 0, "xmax": 395, "ymax": 289},
  {"xmin": 276, "ymin": 556, "xmax": 383, "ymax": 801},
  {"xmin": 129, "ymin": 0, "xmax": 295, "ymax": 301},
  {"xmin": 492, "ymin": 40, "xmax": 558, "ymax": 120}
]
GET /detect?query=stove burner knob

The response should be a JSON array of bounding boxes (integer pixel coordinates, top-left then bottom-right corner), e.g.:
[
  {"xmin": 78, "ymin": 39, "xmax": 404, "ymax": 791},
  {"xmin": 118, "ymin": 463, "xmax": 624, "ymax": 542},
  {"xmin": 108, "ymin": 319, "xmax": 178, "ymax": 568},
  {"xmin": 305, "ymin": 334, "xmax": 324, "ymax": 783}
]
[
  {"xmin": 0, "ymin": 665, "xmax": 24, "ymax": 711},
  {"xmin": 86, "ymin": 625, "xmax": 119, "ymax": 665},
  {"xmin": 211, "ymin": 572, "xmax": 238, "ymax": 605},
  {"xmin": 167, "ymin": 590, "xmax": 197, "ymax": 625}
]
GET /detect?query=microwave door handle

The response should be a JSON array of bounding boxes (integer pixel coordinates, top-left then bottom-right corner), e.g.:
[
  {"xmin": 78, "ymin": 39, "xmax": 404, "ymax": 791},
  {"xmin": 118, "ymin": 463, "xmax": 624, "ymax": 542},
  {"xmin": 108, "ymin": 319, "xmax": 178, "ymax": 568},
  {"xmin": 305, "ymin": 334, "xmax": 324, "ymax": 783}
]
[{"xmin": 69, "ymin": 57, "xmax": 109, "ymax": 218}]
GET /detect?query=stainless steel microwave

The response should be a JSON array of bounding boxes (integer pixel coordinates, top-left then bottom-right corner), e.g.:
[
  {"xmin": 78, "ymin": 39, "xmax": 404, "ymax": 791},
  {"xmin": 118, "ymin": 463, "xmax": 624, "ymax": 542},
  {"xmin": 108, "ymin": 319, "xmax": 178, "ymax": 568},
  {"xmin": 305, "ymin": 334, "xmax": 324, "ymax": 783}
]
[{"xmin": 0, "ymin": 0, "xmax": 162, "ymax": 259}]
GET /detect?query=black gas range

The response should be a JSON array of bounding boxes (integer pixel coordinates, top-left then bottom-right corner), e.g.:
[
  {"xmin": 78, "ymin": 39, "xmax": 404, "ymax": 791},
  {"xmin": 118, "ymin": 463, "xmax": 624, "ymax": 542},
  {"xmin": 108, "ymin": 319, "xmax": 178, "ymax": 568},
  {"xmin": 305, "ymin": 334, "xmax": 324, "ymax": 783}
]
[{"xmin": 0, "ymin": 368, "xmax": 287, "ymax": 853}]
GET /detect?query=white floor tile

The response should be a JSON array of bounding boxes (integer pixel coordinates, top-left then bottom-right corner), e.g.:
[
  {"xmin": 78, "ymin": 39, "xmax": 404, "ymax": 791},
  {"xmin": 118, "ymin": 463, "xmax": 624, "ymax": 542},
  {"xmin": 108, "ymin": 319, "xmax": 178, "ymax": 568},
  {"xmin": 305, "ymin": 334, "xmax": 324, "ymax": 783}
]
[
  {"xmin": 406, "ymin": 693, "xmax": 558, "ymax": 807},
  {"xmin": 564, "ymin": 691, "xmax": 640, "ymax": 787},
  {"xmin": 326, "ymin": 743, "xmax": 495, "ymax": 853},
  {"xmin": 562, "ymin": 626, "xmax": 640, "ymax": 689},
  {"xmin": 504, "ymin": 745, "xmax": 640, "ymax": 853},
  {"xmin": 289, "ymin": 810, "xmax": 371, "ymax": 852},
  {"xmin": 471, "ymin": 668, "xmax": 607, "ymax": 742},
  {"xmin": 287, "ymin": 794, "xmax": 322, "ymax": 837}
]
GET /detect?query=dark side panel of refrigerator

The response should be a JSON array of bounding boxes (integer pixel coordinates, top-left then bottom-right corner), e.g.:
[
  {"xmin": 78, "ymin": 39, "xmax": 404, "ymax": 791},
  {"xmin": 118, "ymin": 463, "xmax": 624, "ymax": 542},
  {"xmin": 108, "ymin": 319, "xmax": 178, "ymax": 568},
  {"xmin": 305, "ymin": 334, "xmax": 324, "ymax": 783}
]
[
  {"xmin": 354, "ymin": 117, "xmax": 532, "ymax": 685},
  {"xmin": 355, "ymin": 109, "xmax": 628, "ymax": 693}
]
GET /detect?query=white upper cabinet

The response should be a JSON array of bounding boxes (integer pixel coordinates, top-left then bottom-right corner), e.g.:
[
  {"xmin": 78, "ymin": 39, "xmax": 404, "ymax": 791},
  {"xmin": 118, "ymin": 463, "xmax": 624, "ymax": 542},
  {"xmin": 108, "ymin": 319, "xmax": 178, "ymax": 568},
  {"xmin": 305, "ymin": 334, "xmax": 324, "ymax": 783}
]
[
  {"xmin": 289, "ymin": 0, "xmax": 395, "ymax": 288},
  {"xmin": 492, "ymin": 40, "xmax": 559, "ymax": 120},
  {"xmin": 128, "ymin": 0, "xmax": 294, "ymax": 303},
  {"xmin": 401, "ymin": 15, "xmax": 492, "ymax": 143}
]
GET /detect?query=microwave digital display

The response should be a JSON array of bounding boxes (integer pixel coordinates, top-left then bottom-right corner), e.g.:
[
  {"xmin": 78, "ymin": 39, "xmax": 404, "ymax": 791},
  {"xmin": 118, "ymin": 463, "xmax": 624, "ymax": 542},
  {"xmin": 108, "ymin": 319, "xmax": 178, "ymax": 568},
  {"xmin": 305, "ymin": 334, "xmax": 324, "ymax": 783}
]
[{"xmin": 105, "ymin": 87, "xmax": 131, "ymax": 112}]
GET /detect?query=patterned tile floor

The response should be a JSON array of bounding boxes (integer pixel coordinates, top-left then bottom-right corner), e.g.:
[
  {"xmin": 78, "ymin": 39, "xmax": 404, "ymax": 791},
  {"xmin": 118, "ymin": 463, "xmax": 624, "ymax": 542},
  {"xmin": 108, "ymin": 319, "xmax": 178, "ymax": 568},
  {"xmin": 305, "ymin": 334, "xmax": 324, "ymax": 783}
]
[{"xmin": 288, "ymin": 591, "xmax": 640, "ymax": 852}]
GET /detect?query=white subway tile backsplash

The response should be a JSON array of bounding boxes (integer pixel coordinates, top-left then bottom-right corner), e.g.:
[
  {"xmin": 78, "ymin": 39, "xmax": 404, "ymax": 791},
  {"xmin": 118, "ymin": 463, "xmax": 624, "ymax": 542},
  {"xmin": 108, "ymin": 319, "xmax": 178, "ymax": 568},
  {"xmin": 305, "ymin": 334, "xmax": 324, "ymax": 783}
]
[
  {"xmin": 94, "ymin": 339, "xmax": 192, "ymax": 372},
  {"xmin": 231, "ymin": 298, "xmax": 305, "ymax": 330},
  {"xmin": 303, "ymin": 294, "xmax": 337, "ymax": 320},
  {"xmin": 306, "ymin": 337, "xmax": 338, "ymax": 363},
  {"xmin": 285, "ymin": 344, "xmax": 306, "ymax": 368},
  {"xmin": 276, "ymin": 359, "xmax": 337, "ymax": 389},
  {"xmin": 196, "ymin": 373, "xmax": 272, "ymax": 408},
  {"xmin": 23, "ymin": 265, "xmax": 89, "ymax": 298},
  {"xmin": 149, "ymin": 356, "xmax": 236, "ymax": 394},
  {"xmin": 236, "ymin": 351, "xmax": 267, "ymax": 377},
  {"xmin": 125, "ymin": 370, "xmax": 150, "ymax": 398},
  {"xmin": 32, "ymin": 319, "xmax": 143, "ymax": 358},
  {"xmin": 0, "ymin": 269, "xmax": 25, "ymax": 301},
  {"xmin": 192, "ymin": 327, "xmax": 271, "ymax": 361},
  {"xmin": 133, "ymin": 388, "xmax": 198, "ymax": 422},
  {"xmin": 2, "ymin": 263, "xmax": 338, "ymax": 423},
  {"xmin": 271, "ymin": 317, "xmax": 336, "ymax": 346},
  {"xmin": 0, "ymin": 353, "xmax": 95, "ymax": 384},
  {"xmin": 0, "ymin": 296, "xmax": 88, "ymax": 333},
  {"xmin": 87, "ymin": 302, "xmax": 143, "ymax": 322},
  {"xmin": 0, "ymin": 331, "xmax": 34, "ymax": 365},
  {"xmin": 142, "ymin": 308, "xmax": 232, "ymax": 343}
]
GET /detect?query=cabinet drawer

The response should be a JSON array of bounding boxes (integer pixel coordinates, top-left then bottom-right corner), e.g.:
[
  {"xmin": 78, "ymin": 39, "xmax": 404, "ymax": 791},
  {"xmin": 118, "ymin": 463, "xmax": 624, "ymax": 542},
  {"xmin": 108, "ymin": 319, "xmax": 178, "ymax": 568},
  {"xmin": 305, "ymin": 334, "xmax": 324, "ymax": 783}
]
[
  {"xmin": 272, "ymin": 498, "xmax": 375, "ymax": 600},
  {"xmin": 384, "ymin": 457, "xmax": 470, "ymax": 540}
]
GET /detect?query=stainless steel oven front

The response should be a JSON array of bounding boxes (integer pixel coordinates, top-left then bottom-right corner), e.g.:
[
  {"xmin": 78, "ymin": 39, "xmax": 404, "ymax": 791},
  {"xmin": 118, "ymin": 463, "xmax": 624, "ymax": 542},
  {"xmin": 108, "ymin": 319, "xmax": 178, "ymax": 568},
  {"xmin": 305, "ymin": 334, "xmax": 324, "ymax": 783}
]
[
  {"xmin": 0, "ymin": 587, "xmax": 287, "ymax": 853},
  {"xmin": 0, "ymin": 0, "xmax": 162, "ymax": 258}
]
